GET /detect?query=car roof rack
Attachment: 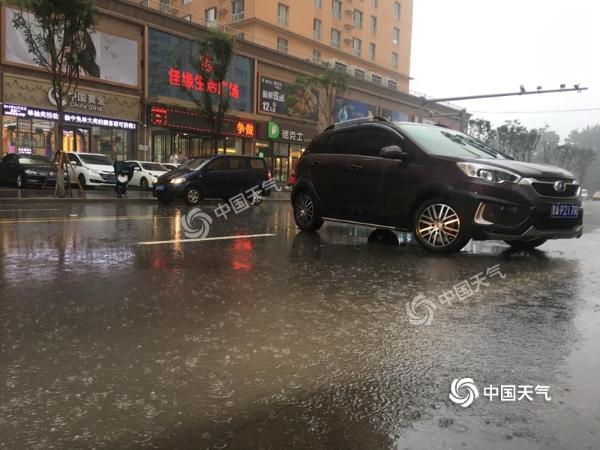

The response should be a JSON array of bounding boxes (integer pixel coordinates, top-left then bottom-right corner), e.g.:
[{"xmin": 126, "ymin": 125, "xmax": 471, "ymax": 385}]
[{"xmin": 324, "ymin": 115, "xmax": 390, "ymax": 131}]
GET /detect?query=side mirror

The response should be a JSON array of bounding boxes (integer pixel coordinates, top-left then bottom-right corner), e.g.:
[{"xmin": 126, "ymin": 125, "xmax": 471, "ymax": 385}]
[
  {"xmin": 380, "ymin": 145, "xmax": 408, "ymax": 161},
  {"xmin": 134, "ymin": 166, "xmax": 141, "ymax": 171}
]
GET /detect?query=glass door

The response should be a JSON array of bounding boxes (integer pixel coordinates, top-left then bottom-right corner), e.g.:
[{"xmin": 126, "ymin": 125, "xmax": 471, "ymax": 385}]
[{"xmin": 63, "ymin": 126, "xmax": 90, "ymax": 153}]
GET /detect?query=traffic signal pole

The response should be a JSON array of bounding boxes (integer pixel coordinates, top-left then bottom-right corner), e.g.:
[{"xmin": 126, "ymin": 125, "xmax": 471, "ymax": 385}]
[{"xmin": 417, "ymin": 86, "xmax": 588, "ymax": 124}]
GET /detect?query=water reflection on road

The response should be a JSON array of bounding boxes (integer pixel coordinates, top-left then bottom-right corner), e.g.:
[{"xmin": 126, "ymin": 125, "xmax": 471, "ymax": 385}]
[{"xmin": 0, "ymin": 201, "xmax": 599, "ymax": 449}]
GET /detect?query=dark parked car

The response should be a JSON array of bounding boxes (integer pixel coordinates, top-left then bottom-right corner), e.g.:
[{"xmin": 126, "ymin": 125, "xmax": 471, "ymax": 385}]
[
  {"xmin": 291, "ymin": 117, "xmax": 583, "ymax": 253},
  {"xmin": 153, "ymin": 155, "xmax": 272, "ymax": 205},
  {"xmin": 0, "ymin": 153, "xmax": 56, "ymax": 188}
]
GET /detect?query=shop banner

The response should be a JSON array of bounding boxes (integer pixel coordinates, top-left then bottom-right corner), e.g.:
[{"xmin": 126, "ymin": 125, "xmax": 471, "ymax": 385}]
[
  {"xmin": 334, "ymin": 97, "xmax": 378, "ymax": 123},
  {"xmin": 3, "ymin": 103, "xmax": 137, "ymax": 130},
  {"xmin": 3, "ymin": 8, "xmax": 139, "ymax": 87},
  {"xmin": 149, "ymin": 106, "xmax": 255, "ymax": 139},
  {"xmin": 147, "ymin": 29, "xmax": 254, "ymax": 113}
]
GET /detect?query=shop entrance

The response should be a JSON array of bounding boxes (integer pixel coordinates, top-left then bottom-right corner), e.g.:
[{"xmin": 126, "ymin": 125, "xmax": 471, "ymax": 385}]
[{"xmin": 63, "ymin": 127, "xmax": 90, "ymax": 153}]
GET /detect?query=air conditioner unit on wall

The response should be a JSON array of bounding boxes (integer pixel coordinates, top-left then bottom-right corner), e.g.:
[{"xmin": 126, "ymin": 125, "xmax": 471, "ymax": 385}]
[
  {"xmin": 326, "ymin": 59, "xmax": 348, "ymax": 72},
  {"xmin": 367, "ymin": 71, "xmax": 382, "ymax": 84},
  {"xmin": 384, "ymin": 77, "xmax": 398, "ymax": 90}
]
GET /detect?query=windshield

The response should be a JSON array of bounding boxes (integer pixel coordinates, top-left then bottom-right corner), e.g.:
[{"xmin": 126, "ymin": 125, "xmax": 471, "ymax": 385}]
[
  {"xmin": 142, "ymin": 163, "xmax": 167, "ymax": 171},
  {"xmin": 179, "ymin": 158, "xmax": 209, "ymax": 170},
  {"xmin": 18, "ymin": 155, "xmax": 52, "ymax": 165},
  {"xmin": 395, "ymin": 123, "xmax": 505, "ymax": 159},
  {"xmin": 79, "ymin": 154, "xmax": 112, "ymax": 165}
]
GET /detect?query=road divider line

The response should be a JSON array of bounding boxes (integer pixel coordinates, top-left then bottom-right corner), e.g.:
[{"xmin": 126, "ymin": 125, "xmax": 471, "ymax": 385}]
[{"xmin": 137, "ymin": 233, "xmax": 276, "ymax": 246}]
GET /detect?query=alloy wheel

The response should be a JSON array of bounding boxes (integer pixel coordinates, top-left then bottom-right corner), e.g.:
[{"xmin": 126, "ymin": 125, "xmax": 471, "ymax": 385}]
[
  {"xmin": 187, "ymin": 189, "xmax": 200, "ymax": 204},
  {"xmin": 295, "ymin": 192, "xmax": 314, "ymax": 228},
  {"xmin": 416, "ymin": 203, "xmax": 461, "ymax": 248}
]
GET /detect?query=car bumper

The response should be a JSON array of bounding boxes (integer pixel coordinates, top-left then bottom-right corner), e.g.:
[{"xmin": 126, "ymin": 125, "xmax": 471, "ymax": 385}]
[
  {"xmin": 451, "ymin": 179, "xmax": 583, "ymax": 241},
  {"xmin": 153, "ymin": 182, "xmax": 187, "ymax": 198}
]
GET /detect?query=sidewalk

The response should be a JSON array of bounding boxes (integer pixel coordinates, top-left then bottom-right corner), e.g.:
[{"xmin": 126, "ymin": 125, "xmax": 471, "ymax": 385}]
[{"xmin": 0, "ymin": 187, "xmax": 291, "ymax": 203}]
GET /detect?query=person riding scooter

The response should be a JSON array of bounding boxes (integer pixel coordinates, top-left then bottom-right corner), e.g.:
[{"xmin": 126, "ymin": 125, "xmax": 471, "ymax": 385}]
[{"xmin": 113, "ymin": 161, "xmax": 134, "ymax": 198}]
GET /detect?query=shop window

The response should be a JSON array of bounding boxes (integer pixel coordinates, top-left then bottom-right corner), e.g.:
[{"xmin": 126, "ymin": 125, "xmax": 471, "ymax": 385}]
[{"xmin": 1, "ymin": 115, "xmax": 54, "ymax": 158}]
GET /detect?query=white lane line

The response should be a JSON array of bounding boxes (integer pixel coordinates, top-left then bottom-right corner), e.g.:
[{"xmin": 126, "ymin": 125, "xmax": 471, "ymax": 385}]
[
  {"xmin": 137, "ymin": 233, "xmax": 276, "ymax": 246},
  {"xmin": 0, "ymin": 208, "xmax": 62, "ymax": 212}
]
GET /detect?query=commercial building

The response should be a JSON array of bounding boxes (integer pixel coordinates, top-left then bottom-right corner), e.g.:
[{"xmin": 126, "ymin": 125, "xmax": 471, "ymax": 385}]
[
  {"xmin": 1, "ymin": 0, "xmax": 466, "ymax": 182},
  {"xmin": 139, "ymin": 0, "xmax": 412, "ymax": 92}
]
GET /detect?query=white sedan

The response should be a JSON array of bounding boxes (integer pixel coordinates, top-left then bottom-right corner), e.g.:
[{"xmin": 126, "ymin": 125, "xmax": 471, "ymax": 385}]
[{"xmin": 125, "ymin": 161, "xmax": 169, "ymax": 190}]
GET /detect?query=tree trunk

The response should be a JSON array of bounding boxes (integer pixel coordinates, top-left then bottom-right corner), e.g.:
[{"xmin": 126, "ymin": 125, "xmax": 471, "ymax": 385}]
[{"xmin": 55, "ymin": 115, "xmax": 66, "ymax": 197}]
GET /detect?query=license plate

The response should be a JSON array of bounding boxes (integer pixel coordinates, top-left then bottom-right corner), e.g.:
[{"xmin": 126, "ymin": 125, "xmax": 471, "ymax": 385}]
[
  {"xmin": 155, "ymin": 184, "xmax": 166, "ymax": 192},
  {"xmin": 550, "ymin": 203, "xmax": 578, "ymax": 218}
]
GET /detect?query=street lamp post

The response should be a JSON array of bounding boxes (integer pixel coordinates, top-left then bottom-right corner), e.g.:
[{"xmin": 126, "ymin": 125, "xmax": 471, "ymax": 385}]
[{"xmin": 417, "ymin": 85, "xmax": 588, "ymax": 124}]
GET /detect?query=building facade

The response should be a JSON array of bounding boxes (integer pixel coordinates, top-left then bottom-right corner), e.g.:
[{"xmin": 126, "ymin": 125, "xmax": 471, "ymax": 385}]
[
  {"xmin": 135, "ymin": 0, "xmax": 412, "ymax": 92},
  {"xmin": 1, "ymin": 0, "xmax": 465, "ymax": 182}
]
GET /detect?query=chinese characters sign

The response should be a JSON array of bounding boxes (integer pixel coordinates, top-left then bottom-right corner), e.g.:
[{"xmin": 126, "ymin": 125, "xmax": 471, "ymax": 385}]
[
  {"xmin": 3, "ymin": 103, "xmax": 137, "ymax": 130},
  {"xmin": 166, "ymin": 67, "xmax": 240, "ymax": 99},
  {"xmin": 149, "ymin": 106, "xmax": 255, "ymax": 138},
  {"xmin": 260, "ymin": 77, "xmax": 287, "ymax": 115},
  {"xmin": 266, "ymin": 121, "xmax": 306, "ymax": 142},
  {"xmin": 48, "ymin": 88, "xmax": 107, "ymax": 113},
  {"xmin": 147, "ymin": 29, "xmax": 253, "ymax": 112}
]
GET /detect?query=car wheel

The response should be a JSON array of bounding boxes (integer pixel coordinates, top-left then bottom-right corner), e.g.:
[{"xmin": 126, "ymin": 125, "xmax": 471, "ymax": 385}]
[
  {"xmin": 16, "ymin": 174, "xmax": 24, "ymax": 188},
  {"xmin": 505, "ymin": 238, "xmax": 547, "ymax": 250},
  {"xmin": 78, "ymin": 174, "xmax": 87, "ymax": 190},
  {"xmin": 184, "ymin": 186, "xmax": 202, "ymax": 206},
  {"xmin": 413, "ymin": 198, "xmax": 469, "ymax": 253},
  {"xmin": 293, "ymin": 190, "xmax": 323, "ymax": 231},
  {"xmin": 247, "ymin": 190, "xmax": 263, "ymax": 206},
  {"xmin": 140, "ymin": 178, "xmax": 149, "ymax": 191}
]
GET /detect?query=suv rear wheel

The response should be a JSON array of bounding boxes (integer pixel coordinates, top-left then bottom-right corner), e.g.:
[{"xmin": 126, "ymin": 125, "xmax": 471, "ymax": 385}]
[
  {"xmin": 293, "ymin": 190, "xmax": 323, "ymax": 232},
  {"xmin": 413, "ymin": 198, "xmax": 469, "ymax": 253}
]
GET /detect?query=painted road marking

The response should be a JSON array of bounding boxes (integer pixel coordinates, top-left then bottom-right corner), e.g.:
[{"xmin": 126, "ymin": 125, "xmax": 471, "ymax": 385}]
[
  {"xmin": 0, "ymin": 215, "xmax": 174, "ymax": 225},
  {"xmin": 137, "ymin": 233, "xmax": 276, "ymax": 246}
]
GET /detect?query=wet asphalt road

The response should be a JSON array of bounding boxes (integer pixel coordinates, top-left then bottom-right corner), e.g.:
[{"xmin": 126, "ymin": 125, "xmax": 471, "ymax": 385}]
[{"xmin": 0, "ymin": 198, "xmax": 599, "ymax": 450}]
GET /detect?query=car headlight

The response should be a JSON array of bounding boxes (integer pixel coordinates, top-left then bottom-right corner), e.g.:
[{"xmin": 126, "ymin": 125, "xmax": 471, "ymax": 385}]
[
  {"xmin": 457, "ymin": 162, "xmax": 521, "ymax": 184},
  {"xmin": 170, "ymin": 177, "xmax": 186, "ymax": 185},
  {"xmin": 25, "ymin": 169, "xmax": 39, "ymax": 175},
  {"xmin": 89, "ymin": 168, "xmax": 101, "ymax": 175}
]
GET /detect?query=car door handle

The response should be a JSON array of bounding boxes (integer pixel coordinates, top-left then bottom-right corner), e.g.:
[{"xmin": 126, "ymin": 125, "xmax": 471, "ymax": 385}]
[
  {"xmin": 350, "ymin": 164, "xmax": 363, "ymax": 170},
  {"xmin": 311, "ymin": 160, "xmax": 323, "ymax": 166}
]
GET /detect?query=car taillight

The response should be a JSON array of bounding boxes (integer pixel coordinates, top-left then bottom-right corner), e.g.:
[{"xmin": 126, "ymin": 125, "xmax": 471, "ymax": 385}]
[{"xmin": 287, "ymin": 157, "xmax": 301, "ymax": 186}]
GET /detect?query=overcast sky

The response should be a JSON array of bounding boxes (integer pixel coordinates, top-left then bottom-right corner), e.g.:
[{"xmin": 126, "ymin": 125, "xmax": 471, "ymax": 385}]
[{"xmin": 410, "ymin": 0, "xmax": 599, "ymax": 140}]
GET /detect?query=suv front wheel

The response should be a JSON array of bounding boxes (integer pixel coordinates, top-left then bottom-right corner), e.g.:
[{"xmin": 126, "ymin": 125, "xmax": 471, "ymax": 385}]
[
  {"xmin": 293, "ymin": 190, "xmax": 323, "ymax": 232},
  {"xmin": 413, "ymin": 198, "xmax": 469, "ymax": 253}
]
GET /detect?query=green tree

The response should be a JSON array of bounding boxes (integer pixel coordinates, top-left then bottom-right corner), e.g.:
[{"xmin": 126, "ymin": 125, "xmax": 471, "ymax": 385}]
[
  {"xmin": 534, "ymin": 125, "xmax": 561, "ymax": 164},
  {"xmin": 492, "ymin": 120, "xmax": 539, "ymax": 162},
  {"xmin": 185, "ymin": 29, "xmax": 234, "ymax": 153},
  {"xmin": 467, "ymin": 118, "xmax": 495, "ymax": 144},
  {"xmin": 11, "ymin": 0, "xmax": 96, "ymax": 196},
  {"xmin": 285, "ymin": 69, "xmax": 349, "ymax": 131}
]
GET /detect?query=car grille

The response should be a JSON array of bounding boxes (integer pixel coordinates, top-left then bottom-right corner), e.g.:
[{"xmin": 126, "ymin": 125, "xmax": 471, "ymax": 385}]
[{"xmin": 531, "ymin": 182, "xmax": 579, "ymax": 198}]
